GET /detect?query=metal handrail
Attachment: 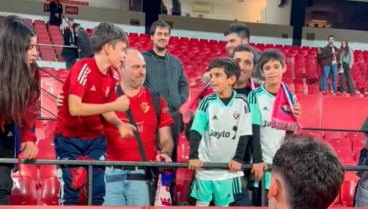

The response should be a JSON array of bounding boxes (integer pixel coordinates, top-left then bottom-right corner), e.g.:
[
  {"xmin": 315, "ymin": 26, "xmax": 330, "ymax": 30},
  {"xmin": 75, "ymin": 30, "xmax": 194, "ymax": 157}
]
[
  {"xmin": 39, "ymin": 67, "xmax": 64, "ymax": 83},
  {"xmin": 303, "ymin": 127, "xmax": 367, "ymax": 133},
  {"xmin": 3, "ymin": 158, "xmax": 367, "ymax": 206},
  {"xmin": 37, "ymin": 43, "xmax": 77, "ymax": 49}
]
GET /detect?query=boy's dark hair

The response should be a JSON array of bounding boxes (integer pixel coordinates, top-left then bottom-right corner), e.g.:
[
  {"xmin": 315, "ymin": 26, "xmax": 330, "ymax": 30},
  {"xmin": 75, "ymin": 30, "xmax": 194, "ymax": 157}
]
[
  {"xmin": 328, "ymin": 35, "xmax": 334, "ymax": 39},
  {"xmin": 90, "ymin": 22, "xmax": 127, "ymax": 53},
  {"xmin": 207, "ymin": 57, "xmax": 240, "ymax": 80},
  {"xmin": 232, "ymin": 44, "xmax": 257, "ymax": 65},
  {"xmin": 150, "ymin": 20, "xmax": 171, "ymax": 36},
  {"xmin": 273, "ymin": 135, "xmax": 344, "ymax": 209},
  {"xmin": 224, "ymin": 23, "xmax": 250, "ymax": 40},
  {"xmin": 258, "ymin": 49, "xmax": 285, "ymax": 71}
]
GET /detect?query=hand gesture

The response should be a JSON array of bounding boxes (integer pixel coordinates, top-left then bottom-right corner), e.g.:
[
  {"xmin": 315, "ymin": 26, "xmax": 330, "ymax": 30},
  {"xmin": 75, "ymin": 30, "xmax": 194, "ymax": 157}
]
[
  {"xmin": 117, "ymin": 123, "xmax": 136, "ymax": 139},
  {"xmin": 189, "ymin": 159, "xmax": 202, "ymax": 170},
  {"xmin": 112, "ymin": 95, "xmax": 130, "ymax": 113},
  {"xmin": 57, "ymin": 90, "xmax": 64, "ymax": 108},
  {"xmin": 228, "ymin": 160, "xmax": 242, "ymax": 172},
  {"xmin": 293, "ymin": 103, "xmax": 301, "ymax": 119},
  {"xmin": 251, "ymin": 162, "xmax": 267, "ymax": 182},
  {"xmin": 19, "ymin": 141, "xmax": 38, "ymax": 159},
  {"xmin": 156, "ymin": 152, "xmax": 172, "ymax": 163}
]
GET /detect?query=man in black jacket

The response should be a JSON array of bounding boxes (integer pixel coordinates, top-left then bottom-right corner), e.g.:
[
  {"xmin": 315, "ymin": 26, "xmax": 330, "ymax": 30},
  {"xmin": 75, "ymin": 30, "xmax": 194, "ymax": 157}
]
[
  {"xmin": 320, "ymin": 35, "xmax": 339, "ymax": 93},
  {"xmin": 49, "ymin": 0, "xmax": 63, "ymax": 26},
  {"xmin": 142, "ymin": 20, "xmax": 189, "ymax": 162},
  {"xmin": 61, "ymin": 18, "xmax": 77, "ymax": 69},
  {"xmin": 73, "ymin": 23, "xmax": 93, "ymax": 59}
]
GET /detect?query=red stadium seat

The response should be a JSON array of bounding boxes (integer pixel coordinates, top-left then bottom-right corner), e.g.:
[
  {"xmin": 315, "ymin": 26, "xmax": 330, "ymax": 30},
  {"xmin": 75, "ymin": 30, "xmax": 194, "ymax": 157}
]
[
  {"xmin": 326, "ymin": 137, "xmax": 352, "ymax": 149},
  {"xmin": 300, "ymin": 130, "xmax": 324, "ymax": 140},
  {"xmin": 333, "ymin": 148, "xmax": 355, "ymax": 165},
  {"xmin": 330, "ymin": 194, "xmax": 341, "ymax": 206},
  {"xmin": 10, "ymin": 176, "xmax": 38, "ymax": 205},
  {"xmin": 177, "ymin": 133, "xmax": 189, "ymax": 163},
  {"xmin": 13, "ymin": 164, "xmax": 40, "ymax": 186},
  {"xmin": 174, "ymin": 168, "xmax": 194, "ymax": 205},
  {"xmin": 36, "ymin": 140, "xmax": 56, "ymax": 159},
  {"xmin": 41, "ymin": 67, "xmax": 58, "ymax": 77},
  {"xmin": 56, "ymin": 69, "xmax": 70, "ymax": 81},
  {"xmin": 309, "ymin": 84, "xmax": 320, "ymax": 95},
  {"xmin": 340, "ymin": 175, "xmax": 359, "ymax": 207},
  {"xmin": 352, "ymin": 138, "xmax": 365, "ymax": 151},
  {"xmin": 347, "ymin": 132, "xmax": 366, "ymax": 140},
  {"xmin": 324, "ymin": 132, "xmax": 347, "ymax": 140},
  {"xmin": 40, "ymin": 177, "xmax": 59, "ymax": 205}
]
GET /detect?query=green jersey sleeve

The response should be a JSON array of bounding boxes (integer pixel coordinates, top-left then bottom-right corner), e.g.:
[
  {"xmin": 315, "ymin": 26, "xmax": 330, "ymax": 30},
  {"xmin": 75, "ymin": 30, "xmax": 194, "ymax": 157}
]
[
  {"xmin": 190, "ymin": 98, "xmax": 209, "ymax": 134},
  {"xmin": 248, "ymin": 90, "xmax": 261, "ymax": 125}
]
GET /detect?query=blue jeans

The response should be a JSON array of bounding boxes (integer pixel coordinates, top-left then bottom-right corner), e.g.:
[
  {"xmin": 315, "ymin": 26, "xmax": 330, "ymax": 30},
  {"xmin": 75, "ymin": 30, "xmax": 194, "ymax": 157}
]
[
  {"xmin": 321, "ymin": 65, "xmax": 337, "ymax": 92},
  {"xmin": 103, "ymin": 167, "xmax": 150, "ymax": 206},
  {"xmin": 54, "ymin": 134, "xmax": 106, "ymax": 205}
]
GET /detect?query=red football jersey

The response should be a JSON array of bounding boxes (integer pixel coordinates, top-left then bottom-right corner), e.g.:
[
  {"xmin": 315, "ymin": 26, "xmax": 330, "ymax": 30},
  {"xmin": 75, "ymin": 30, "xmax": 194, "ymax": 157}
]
[
  {"xmin": 105, "ymin": 87, "xmax": 174, "ymax": 162},
  {"xmin": 55, "ymin": 57, "xmax": 118, "ymax": 139}
]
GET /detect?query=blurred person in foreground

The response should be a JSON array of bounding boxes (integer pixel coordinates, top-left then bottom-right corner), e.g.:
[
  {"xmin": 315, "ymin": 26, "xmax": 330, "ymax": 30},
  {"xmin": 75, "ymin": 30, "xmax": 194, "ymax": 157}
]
[{"xmin": 268, "ymin": 135, "xmax": 344, "ymax": 209}]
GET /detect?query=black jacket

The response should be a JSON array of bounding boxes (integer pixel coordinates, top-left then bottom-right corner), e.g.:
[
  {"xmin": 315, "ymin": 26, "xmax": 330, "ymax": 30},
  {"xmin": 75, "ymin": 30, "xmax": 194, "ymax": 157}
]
[
  {"xmin": 321, "ymin": 45, "xmax": 339, "ymax": 66},
  {"xmin": 49, "ymin": 1, "xmax": 63, "ymax": 26},
  {"xmin": 61, "ymin": 27, "xmax": 77, "ymax": 58},
  {"xmin": 76, "ymin": 28, "xmax": 93, "ymax": 59}
]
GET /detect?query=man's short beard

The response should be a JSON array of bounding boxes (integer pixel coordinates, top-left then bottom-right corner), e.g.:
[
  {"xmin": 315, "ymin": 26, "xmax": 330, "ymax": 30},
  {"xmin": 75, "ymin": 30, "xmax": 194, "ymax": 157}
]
[
  {"xmin": 226, "ymin": 49, "xmax": 233, "ymax": 57},
  {"xmin": 154, "ymin": 44, "xmax": 167, "ymax": 52}
]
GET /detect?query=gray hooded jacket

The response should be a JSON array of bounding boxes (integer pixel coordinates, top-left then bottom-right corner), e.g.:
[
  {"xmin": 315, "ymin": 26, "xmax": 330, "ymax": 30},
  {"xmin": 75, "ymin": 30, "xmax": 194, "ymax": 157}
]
[{"xmin": 142, "ymin": 50, "xmax": 189, "ymax": 113}]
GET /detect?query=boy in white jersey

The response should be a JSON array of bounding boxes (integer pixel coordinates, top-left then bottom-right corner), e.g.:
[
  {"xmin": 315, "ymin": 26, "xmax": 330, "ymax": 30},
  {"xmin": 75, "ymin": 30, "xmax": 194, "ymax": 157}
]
[
  {"xmin": 188, "ymin": 57, "xmax": 253, "ymax": 206},
  {"xmin": 247, "ymin": 49, "xmax": 300, "ymax": 205}
]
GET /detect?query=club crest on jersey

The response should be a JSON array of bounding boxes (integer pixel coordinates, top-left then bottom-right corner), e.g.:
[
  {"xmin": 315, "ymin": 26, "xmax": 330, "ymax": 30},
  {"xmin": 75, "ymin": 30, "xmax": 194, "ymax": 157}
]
[
  {"xmin": 233, "ymin": 111, "xmax": 240, "ymax": 120},
  {"xmin": 140, "ymin": 102, "xmax": 150, "ymax": 113}
]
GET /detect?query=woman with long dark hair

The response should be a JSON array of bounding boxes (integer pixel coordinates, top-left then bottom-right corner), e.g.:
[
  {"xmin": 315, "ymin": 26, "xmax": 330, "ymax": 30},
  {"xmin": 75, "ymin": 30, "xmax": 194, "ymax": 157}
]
[
  {"xmin": 0, "ymin": 15, "xmax": 39, "ymax": 205},
  {"xmin": 339, "ymin": 40, "xmax": 355, "ymax": 94}
]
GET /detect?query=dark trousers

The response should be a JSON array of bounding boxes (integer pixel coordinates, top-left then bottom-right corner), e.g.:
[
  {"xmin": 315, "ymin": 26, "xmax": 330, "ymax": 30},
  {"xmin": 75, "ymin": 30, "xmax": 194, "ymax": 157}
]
[
  {"xmin": 54, "ymin": 134, "xmax": 106, "ymax": 205},
  {"xmin": 230, "ymin": 188, "xmax": 252, "ymax": 206},
  {"xmin": 169, "ymin": 112, "xmax": 182, "ymax": 204},
  {"xmin": 339, "ymin": 62, "xmax": 355, "ymax": 94},
  {"xmin": 65, "ymin": 55, "xmax": 77, "ymax": 69},
  {"xmin": 0, "ymin": 124, "xmax": 16, "ymax": 205},
  {"xmin": 170, "ymin": 112, "xmax": 182, "ymax": 162}
]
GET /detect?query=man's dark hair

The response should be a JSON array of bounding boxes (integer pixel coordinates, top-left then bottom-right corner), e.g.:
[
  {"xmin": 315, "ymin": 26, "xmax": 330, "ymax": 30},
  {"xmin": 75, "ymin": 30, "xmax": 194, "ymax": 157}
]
[
  {"xmin": 273, "ymin": 135, "xmax": 344, "ymax": 209},
  {"xmin": 90, "ymin": 22, "xmax": 127, "ymax": 53},
  {"xmin": 328, "ymin": 35, "xmax": 334, "ymax": 39},
  {"xmin": 150, "ymin": 20, "xmax": 171, "ymax": 36},
  {"xmin": 207, "ymin": 57, "xmax": 240, "ymax": 80},
  {"xmin": 258, "ymin": 49, "xmax": 285, "ymax": 71},
  {"xmin": 224, "ymin": 23, "xmax": 250, "ymax": 40},
  {"xmin": 232, "ymin": 44, "xmax": 257, "ymax": 65}
]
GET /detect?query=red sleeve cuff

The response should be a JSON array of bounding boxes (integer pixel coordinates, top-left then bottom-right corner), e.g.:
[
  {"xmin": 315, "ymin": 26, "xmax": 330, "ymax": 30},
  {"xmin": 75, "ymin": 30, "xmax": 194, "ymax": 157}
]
[
  {"xmin": 21, "ymin": 130, "xmax": 37, "ymax": 143},
  {"xmin": 158, "ymin": 118, "xmax": 174, "ymax": 128}
]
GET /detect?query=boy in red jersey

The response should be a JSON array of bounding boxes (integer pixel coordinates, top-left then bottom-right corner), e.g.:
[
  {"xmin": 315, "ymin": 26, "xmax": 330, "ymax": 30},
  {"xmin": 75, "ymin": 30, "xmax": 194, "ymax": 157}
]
[{"xmin": 54, "ymin": 22, "xmax": 134, "ymax": 205}]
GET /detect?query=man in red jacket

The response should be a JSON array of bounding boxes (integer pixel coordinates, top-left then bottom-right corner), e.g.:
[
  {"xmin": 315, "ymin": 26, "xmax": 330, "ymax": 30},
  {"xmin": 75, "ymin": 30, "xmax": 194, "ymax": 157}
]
[{"xmin": 104, "ymin": 48, "xmax": 174, "ymax": 206}]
